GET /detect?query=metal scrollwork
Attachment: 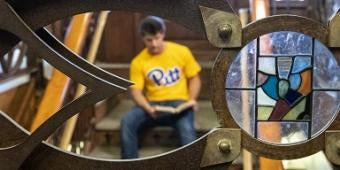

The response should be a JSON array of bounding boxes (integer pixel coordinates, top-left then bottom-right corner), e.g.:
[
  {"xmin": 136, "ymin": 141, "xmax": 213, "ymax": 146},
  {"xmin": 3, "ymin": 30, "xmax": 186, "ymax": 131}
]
[
  {"xmin": 0, "ymin": 0, "xmax": 240, "ymax": 169},
  {"xmin": 1, "ymin": 0, "xmax": 338, "ymax": 169}
]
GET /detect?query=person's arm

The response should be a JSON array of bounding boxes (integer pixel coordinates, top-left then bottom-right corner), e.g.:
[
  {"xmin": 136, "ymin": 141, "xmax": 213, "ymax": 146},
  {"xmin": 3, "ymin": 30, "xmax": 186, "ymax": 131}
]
[
  {"xmin": 131, "ymin": 88, "xmax": 157, "ymax": 118},
  {"xmin": 188, "ymin": 74, "xmax": 201, "ymax": 112},
  {"xmin": 129, "ymin": 58, "xmax": 157, "ymax": 118}
]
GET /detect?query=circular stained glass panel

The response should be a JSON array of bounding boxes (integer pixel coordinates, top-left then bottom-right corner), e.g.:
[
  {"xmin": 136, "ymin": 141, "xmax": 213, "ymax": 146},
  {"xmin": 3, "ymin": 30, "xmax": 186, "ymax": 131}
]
[{"xmin": 225, "ymin": 31, "xmax": 340, "ymax": 145}]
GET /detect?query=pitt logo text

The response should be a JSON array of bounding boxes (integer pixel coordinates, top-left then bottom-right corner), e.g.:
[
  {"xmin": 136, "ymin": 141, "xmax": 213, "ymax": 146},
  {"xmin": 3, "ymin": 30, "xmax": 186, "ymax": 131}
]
[{"xmin": 147, "ymin": 67, "xmax": 180, "ymax": 86}]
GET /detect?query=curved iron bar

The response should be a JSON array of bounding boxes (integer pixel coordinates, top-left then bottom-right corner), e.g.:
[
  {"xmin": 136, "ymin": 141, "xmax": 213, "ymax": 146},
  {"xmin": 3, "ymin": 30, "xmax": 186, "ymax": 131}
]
[
  {"xmin": 242, "ymin": 14, "xmax": 328, "ymax": 45},
  {"xmin": 0, "ymin": 90, "xmax": 120, "ymax": 170},
  {"xmin": 0, "ymin": 110, "xmax": 231, "ymax": 170},
  {"xmin": 0, "ymin": 4, "xmax": 130, "ymax": 90},
  {"xmin": 8, "ymin": 0, "xmax": 233, "ymax": 36},
  {"xmin": 0, "ymin": 111, "xmax": 27, "ymax": 148},
  {"xmin": 0, "ymin": 0, "xmax": 232, "ymax": 55},
  {"xmin": 35, "ymin": 28, "xmax": 132, "ymax": 88},
  {"xmin": 0, "ymin": 1, "xmax": 130, "ymax": 169}
]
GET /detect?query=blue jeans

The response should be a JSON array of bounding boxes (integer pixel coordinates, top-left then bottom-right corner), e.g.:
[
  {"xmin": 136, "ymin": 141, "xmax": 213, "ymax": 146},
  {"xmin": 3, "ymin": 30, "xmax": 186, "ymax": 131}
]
[{"xmin": 120, "ymin": 100, "xmax": 196, "ymax": 159}]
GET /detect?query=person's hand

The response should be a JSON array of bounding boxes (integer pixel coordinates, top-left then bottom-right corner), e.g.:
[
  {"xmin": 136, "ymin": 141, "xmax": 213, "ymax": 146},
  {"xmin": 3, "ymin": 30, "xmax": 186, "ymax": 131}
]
[
  {"xmin": 188, "ymin": 99, "xmax": 199, "ymax": 112},
  {"xmin": 145, "ymin": 106, "xmax": 158, "ymax": 118}
]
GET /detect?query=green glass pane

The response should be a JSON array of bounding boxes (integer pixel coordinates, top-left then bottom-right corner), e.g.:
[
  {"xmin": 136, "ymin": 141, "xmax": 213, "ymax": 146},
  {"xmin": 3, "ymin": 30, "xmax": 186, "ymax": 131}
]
[
  {"xmin": 278, "ymin": 80, "xmax": 290, "ymax": 98},
  {"xmin": 258, "ymin": 107, "xmax": 274, "ymax": 120},
  {"xmin": 282, "ymin": 98, "xmax": 307, "ymax": 120}
]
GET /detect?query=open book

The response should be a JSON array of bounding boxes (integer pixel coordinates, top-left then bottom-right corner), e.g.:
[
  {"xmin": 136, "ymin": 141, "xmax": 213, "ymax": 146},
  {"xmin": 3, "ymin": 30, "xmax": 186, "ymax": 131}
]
[{"xmin": 154, "ymin": 101, "xmax": 194, "ymax": 114}]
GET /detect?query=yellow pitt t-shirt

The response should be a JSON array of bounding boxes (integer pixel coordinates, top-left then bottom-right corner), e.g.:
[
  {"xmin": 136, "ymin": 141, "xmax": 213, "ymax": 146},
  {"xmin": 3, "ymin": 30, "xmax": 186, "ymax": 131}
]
[{"xmin": 130, "ymin": 42, "xmax": 201, "ymax": 101}]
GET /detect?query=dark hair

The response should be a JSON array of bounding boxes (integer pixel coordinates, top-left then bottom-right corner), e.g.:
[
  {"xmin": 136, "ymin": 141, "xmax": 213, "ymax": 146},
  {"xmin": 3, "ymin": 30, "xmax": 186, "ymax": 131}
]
[{"xmin": 139, "ymin": 16, "xmax": 166, "ymax": 36}]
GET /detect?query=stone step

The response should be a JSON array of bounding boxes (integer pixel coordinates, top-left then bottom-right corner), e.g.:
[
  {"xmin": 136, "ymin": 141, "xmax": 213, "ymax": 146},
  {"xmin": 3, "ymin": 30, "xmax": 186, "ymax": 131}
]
[
  {"xmin": 87, "ymin": 145, "xmax": 177, "ymax": 159},
  {"xmin": 95, "ymin": 100, "xmax": 219, "ymax": 132},
  {"xmin": 93, "ymin": 100, "xmax": 219, "ymax": 147}
]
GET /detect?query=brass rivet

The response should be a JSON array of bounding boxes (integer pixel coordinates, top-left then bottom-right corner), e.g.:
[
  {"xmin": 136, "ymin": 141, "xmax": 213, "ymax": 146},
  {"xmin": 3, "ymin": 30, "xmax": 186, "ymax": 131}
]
[
  {"xmin": 218, "ymin": 139, "xmax": 231, "ymax": 153},
  {"xmin": 218, "ymin": 24, "xmax": 232, "ymax": 40}
]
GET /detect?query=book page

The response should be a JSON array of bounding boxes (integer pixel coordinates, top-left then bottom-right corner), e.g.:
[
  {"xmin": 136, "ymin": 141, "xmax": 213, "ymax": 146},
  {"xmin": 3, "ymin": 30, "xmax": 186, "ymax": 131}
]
[
  {"xmin": 174, "ymin": 102, "xmax": 194, "ymax": 113},
  {"xmin": 154, "ymin": 105, "xmax": 177, "ymax": 113},
  {"xmin": 154, "ymin": 101, "xmax": 194, "ymax": 114}
]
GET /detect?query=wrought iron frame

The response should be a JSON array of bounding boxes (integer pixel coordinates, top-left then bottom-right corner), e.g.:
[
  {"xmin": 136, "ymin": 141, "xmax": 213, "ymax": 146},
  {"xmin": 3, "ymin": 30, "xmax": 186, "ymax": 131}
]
[
  {"xmin": 0, "ymin": 0, "xmax": 240, "ymax": 169},
  {"xmin": 211, "ymin": 14, "xmax": 340, "ymax": 160},
  {"xmin": 0, "ymin": 0, "xmax": 338, "ymax": 169}
]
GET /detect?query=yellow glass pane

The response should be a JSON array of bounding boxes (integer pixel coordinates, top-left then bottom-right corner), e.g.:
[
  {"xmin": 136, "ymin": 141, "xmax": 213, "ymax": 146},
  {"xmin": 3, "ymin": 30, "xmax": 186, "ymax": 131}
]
[
  {"xmin": 258, "ymin": 106, "xmax": 274, "ymax": 120},
  {"xmin": 282, "ymin": 98, "xmax": 307, "ymax": 120}
]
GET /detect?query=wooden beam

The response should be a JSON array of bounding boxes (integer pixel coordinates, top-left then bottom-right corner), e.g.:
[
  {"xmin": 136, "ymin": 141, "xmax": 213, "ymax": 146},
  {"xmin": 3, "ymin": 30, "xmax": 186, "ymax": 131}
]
[
  {"xmin": 58, "ymin": 11, "xmax": 110, "ymax": 150},
  {"xmin": 250, "ymin": 0, "xmax": 283, "ymax": 169},
  {"xmin": 250, "ymin": 0, "xmax": 270, "ymax": 21},
  {"xmin": 30, "ymin": 13, "xmax": 92, "ymax": 132}
]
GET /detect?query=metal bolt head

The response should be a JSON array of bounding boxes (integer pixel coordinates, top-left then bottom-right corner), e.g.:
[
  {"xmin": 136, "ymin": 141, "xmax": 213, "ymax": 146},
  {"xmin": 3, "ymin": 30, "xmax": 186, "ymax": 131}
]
[
  {"xmin": 218, "ymin": 24, "xmax": 232, "ymax": 40},
  {"xmin": 218, "ymin": 139, "xmax": 231, "ymax": 153}
]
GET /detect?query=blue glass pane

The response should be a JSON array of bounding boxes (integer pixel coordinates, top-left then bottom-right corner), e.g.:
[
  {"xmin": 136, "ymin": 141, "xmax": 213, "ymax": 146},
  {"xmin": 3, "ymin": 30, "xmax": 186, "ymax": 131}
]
[
  {"xmin": 292, "ymin": 56, "xmax": 312, "ymax": 74},
  {"xmin": 284, "ymin": 89, "xmax": 302, "ymax": 106},
  {"xmin": 226, "ymin": 90, "xmax": 255, "ymax": 137},
  {"xmin": 260, "ymin": 31, "xmax": 313, "ymax": 55},
  {"xmin": 226, "ymin": 40, "xmax": 256, "ymax": 88},
  {"xmin": 289, "ymin": 74, "xmax": 301, "ymax": 90},
  {"xmin": 313, "ymin": 40, "xmax": 340, "ymax": 89},
  {"xmin": 312, "ymin": 91, "xmax": 340, "ymax": 137},
  {"xmin": 262, "ymin": 76, "xmax": 279, "ymax": 100}
]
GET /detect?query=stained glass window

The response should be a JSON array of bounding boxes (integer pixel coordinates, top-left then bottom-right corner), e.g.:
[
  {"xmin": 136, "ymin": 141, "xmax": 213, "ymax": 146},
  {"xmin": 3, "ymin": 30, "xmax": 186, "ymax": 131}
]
[{"xmin": 226, "ymin": 31, "xmax": 340, "ymax": 145}]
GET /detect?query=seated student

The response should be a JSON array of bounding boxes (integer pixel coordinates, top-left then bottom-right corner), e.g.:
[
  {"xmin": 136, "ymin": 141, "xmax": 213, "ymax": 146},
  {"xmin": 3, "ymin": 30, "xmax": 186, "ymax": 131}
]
[{"xmin": 120, "ymin": 16, "xmax": 201, "ymax": 159}]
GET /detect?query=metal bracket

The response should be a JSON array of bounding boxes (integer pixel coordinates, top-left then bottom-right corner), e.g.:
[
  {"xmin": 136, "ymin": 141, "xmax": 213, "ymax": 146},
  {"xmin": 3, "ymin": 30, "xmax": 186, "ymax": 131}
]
[
  {"xmin": 200, "ymin": 6, "xmax": 242, "ymax": 48},
  {"xmin": 325, "ymin": 130, "xmax": 340, "ymax": 165},
  {"xmin": 200, "ymin": 128, "xmax": 241, "ymax": 168},
  {"xmin": 329, "ymin": 10, "xmax": 340, "ymax": 47}
]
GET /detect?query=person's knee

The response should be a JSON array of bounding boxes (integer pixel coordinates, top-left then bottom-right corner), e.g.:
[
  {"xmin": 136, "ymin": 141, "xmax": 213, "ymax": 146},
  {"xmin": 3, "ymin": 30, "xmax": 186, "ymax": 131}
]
[
  {"xmin": 176, "ymin": 113, "xmax": 196, "ymax": 141},
  {"xmin": 177, "ymin": 124, "xmax": 196, "ymax": 145},
  {"xmin": 176, "ymin": 117, "xmax": 195, "ymax": 134},
  {"xmin": 177, "ymin": 110, "xmax": 194, "ymax": 129},
  {"xmin": 179, "ymin": 122, "xmax": 195, "ymax": 134},
  {"xmin": 121, "ymin": 115, "xmax": 130, "ymax": 128},
  {"xmin": 121, "ymin": 107, "xmax": 145, "ymax": 130}
]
